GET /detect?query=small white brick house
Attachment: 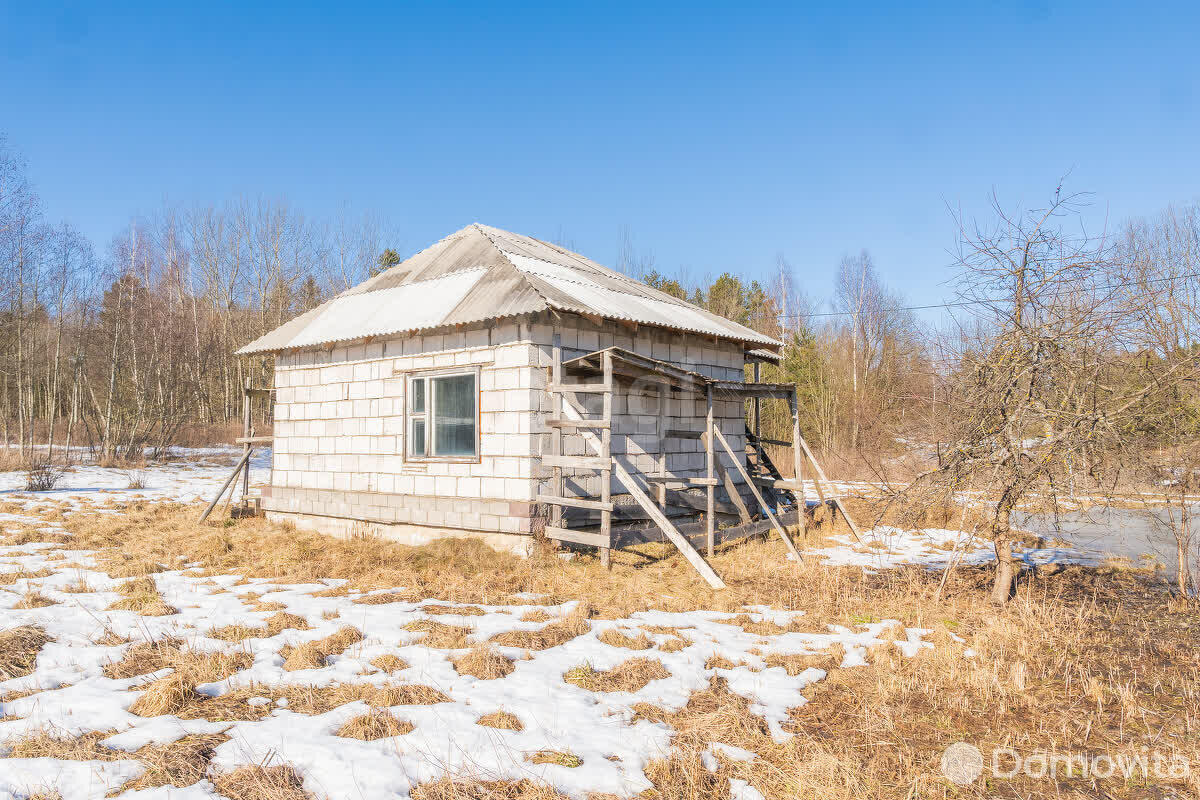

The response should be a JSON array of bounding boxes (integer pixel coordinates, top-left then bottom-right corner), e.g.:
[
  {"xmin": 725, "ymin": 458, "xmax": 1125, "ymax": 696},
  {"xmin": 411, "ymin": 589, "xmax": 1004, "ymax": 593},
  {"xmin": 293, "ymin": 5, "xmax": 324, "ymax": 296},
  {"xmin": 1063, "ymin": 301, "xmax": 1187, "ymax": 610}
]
[{"xmin": 238, "ymin": 224, "xmax": 784, "ymax": 560}]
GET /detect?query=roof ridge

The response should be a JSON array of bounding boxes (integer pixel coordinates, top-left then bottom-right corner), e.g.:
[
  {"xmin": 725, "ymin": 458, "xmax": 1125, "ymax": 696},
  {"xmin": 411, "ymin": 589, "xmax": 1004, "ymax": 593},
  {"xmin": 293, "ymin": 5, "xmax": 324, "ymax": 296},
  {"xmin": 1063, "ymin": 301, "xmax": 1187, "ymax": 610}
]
[{"xmin": 472, "ymin": 223, "xmax": 556, "ymax": 308}]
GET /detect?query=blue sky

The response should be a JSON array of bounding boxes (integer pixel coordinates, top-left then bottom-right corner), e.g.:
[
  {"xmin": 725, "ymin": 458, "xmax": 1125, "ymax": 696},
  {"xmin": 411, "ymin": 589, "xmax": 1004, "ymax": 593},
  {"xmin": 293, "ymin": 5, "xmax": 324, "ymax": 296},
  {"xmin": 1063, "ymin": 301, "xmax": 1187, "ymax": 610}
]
[{"xmin": 2, "ymin": 1, "xmax": 1197, "ymax": 314}]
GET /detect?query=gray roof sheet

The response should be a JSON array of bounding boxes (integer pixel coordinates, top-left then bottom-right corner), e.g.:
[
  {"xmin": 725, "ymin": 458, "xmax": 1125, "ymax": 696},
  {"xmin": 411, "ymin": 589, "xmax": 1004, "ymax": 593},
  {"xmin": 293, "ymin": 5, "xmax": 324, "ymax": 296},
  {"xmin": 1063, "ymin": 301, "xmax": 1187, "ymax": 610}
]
[{"xmin": 237, "ymin": 224, "xmax": 781, "ymax": 355}]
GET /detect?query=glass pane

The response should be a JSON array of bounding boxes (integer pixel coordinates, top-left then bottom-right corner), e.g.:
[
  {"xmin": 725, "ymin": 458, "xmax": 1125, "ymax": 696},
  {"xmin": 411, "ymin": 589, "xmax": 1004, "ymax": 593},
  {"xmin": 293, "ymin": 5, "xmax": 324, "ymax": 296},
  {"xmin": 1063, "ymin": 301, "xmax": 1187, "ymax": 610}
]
[
  {"xmin": 410, "ymin": 378, "xmax": 425, "ymax": 413},
  {"xmin": 433, "ymin": 374, "xmax": 476, "ymax": 457},
  {"xmin": 410, "ymin": 418, "xmax": 426, "ymax": 457}
]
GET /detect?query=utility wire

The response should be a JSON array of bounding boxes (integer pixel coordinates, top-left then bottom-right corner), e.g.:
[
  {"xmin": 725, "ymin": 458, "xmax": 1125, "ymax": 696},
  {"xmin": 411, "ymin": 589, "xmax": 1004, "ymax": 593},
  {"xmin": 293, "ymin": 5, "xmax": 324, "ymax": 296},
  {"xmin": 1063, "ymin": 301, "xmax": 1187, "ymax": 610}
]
[{"xmin": 777, "ymin": 270, "xmax": 1200, "ymax": 320}]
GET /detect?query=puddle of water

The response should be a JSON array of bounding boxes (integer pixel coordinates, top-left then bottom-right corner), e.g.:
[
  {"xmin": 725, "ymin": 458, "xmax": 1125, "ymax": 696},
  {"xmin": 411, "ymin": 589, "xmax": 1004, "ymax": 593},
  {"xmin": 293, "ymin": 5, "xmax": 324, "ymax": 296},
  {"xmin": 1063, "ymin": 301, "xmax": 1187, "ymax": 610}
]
[{"xmin": 1016, "ymin": 506, "xmax": 1198, "ymax": 580}]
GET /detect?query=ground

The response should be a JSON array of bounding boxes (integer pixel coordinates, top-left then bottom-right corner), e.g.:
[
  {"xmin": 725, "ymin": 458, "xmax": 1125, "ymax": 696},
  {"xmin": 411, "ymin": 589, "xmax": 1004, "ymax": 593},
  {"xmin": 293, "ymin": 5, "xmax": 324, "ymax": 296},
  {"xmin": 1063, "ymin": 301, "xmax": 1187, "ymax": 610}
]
[{"xmin": 0, "ymin": 450, "xmax": 1197, "ymax": 799}]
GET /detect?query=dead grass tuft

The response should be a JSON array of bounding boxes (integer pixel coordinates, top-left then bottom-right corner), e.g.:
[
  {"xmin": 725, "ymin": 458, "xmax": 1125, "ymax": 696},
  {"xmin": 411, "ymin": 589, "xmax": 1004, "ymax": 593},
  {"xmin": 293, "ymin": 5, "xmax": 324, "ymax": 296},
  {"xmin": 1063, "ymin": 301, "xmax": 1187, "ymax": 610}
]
[
  {"xmin": 452, "ymin": 645, "xmax": 515, "ymax": 680},
  {"xmin": 106, "ymin": 576, "xmax": 177, "ymax": 616},
  {"xmin": 211, "ymin": 764, "xmax": 313, "ymax": 800},
  {"xmin": 14, "ymin": 589, "xmax": 56, "ymax": 608},
  {"xmin": 527, "ymin": 750, "xmax": 582, "ymax": 768},
  {"xmin": 422, "ymin": 603, "xmax": 487, "ymax": 616},
  {"xmin": 476, "ymin": 710, "xmax": 524, "ymax": 731},
  {"xmin": 0, "ymin": 567, "xmax": 54, "ymax": 586},
  {"xmin": 596, "ymin": 629, "xmax": 653, "ymax": 650},
  {"xmin": 563, "ymin": 657, "xmax": 671, "ymax": 693},
  {"xmin": 404, "ymin": 619, "xmax": 472, "ymax": 649},
  {"xmin": 0, "ymin": 626, "xmax": 52, "ymax": 679},
  {"xmin": 489, "ymin": 617, "xmax": 590, "ymax": 651},
  {"xmin": 370, "ymin": 654, "xmax": 410, "ymax": 673},
  {"xmin": 411, "ymin": 778, "xmax": 566, "ymax": 800},
  {"xmin": 281, "ymin": 626, "xmax": 362, "ymax": 671},
  {"xmin": 335, "ymin": 708, "xmax": 415, "ymax": 740}
]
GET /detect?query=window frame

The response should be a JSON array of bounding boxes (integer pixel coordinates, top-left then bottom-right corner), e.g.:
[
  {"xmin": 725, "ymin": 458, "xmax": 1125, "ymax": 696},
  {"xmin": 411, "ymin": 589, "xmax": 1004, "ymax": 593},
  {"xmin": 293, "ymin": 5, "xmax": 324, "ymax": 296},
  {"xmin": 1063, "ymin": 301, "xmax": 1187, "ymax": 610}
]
[{"xmin": 404, "ymin": 366, "xmax": 481, "ymax": 463}]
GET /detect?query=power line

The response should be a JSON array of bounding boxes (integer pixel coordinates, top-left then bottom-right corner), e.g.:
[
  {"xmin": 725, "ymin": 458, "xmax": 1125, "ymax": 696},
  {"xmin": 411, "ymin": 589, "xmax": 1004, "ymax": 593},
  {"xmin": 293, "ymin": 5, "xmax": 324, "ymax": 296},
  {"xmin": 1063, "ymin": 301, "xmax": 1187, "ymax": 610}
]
[{"xmin": 777, "ymin": 271, "xmax": 1200, "ymax": 320}]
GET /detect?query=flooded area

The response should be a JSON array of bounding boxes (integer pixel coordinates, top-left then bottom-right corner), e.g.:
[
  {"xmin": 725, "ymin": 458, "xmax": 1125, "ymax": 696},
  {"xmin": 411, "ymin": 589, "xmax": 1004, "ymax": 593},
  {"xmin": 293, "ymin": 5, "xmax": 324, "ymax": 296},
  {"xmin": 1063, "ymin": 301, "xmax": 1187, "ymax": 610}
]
[{"xmin": 1017, "ymin": 505, "xmax": 1198, "ymax": 581}]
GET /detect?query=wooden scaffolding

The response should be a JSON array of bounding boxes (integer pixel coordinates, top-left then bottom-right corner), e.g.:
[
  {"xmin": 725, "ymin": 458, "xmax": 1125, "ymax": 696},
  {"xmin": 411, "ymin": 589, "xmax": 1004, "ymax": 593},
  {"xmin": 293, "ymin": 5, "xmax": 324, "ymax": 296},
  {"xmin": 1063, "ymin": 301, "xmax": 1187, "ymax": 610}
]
[{"xmin": 539, "ymin": 345, "xmax": 859, "ymax": 588}]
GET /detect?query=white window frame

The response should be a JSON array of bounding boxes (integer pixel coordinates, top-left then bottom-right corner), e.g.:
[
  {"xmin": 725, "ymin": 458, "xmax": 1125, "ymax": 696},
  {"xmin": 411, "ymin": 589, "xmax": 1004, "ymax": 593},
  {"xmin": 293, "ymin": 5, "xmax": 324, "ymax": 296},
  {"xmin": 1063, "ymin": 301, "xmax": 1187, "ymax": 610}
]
[{"xmin": 404, "ymin": 366, "xmax": 481, "ymax": 463}]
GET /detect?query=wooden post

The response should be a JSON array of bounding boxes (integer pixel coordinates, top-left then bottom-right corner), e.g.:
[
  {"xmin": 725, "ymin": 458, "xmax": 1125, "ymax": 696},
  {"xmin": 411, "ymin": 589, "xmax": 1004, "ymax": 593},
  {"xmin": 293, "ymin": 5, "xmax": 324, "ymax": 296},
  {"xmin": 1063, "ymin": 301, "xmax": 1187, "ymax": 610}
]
[
  {"xmin": 551, "ymin": 334, "xmax": 563, "ymax": 542},
  {"xmin": 600, "ymin": 350, "xmax": 613, "ymax": 569},
  {"xmin": 656, "ymin": 382, "xmax": 667, "ymax": 516},
  {"xmin": 790, "ymin": 388, "xmax": 806, "ymax": 540},
  {"xmin": 241, "ymin": 378, "xmax": 252, "ymax": 503},
  {"xmin": 705, "ymin": 383, "xmax": 715, "ymax": 557}
]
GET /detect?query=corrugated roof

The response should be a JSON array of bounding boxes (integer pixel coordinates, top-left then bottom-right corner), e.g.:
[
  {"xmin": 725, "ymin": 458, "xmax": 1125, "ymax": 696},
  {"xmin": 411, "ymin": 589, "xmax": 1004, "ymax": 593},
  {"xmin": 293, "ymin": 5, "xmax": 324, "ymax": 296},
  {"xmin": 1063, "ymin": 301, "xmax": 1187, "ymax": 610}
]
[{"xmin": 237, "ymin": 223, "xmax": 781, "ymax": 355}]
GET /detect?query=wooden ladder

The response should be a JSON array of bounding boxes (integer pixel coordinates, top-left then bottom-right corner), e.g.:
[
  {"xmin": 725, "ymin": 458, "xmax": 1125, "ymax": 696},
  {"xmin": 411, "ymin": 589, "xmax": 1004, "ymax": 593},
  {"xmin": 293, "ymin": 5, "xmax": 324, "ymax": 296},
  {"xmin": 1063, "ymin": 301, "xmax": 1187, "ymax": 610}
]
[{"xmin": 539, "ymin": 336, "xmax": 615, "ymax": 567}]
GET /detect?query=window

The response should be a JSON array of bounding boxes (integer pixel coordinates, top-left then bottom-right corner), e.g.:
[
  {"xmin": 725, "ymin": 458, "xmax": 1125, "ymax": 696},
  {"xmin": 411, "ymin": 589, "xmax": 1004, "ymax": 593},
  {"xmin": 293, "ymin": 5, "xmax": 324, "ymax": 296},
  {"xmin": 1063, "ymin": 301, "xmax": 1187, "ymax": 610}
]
[{"xmin": 406, "ymin": 369, "xmax": 479, "ymax": 460}]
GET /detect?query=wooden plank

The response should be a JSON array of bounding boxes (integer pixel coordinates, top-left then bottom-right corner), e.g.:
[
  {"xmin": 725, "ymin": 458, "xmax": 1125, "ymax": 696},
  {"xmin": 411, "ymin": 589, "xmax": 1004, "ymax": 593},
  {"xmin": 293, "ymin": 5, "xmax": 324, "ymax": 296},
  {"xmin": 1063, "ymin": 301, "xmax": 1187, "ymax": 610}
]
[
  {"xmin": 663, "ymin": 428, "xmax": 703, "ymax": 439},
  {"xmin": 713, "ymin": 426, "xmax": 800, "ymax": 560},
  {"xmin": 717, "ymin": 460, "xmax": 753, "ymax": 525},
  {"xmin": 544, "ymin": 526, "xmax": 612, "ymax": 548},
  {"xmin": 235, "ymin": 436, "xmax": 275, "ymax": 445},
  {"xmin": 244, "ymin": 388, "xmax": 274, "ymax": 398},
  {"xmin": 751, "ymin": 477, "xmax": 804, "ymax": 491},
  {"xmin": 711, "ymin": 381, "xmax": 794, "ymax": 399},
  {"xmin": 643, "ymin": 475, "xmax": 719, "ymax": 487},
  {"xmin": 543, "ymin": 454, "xmax": 610, "ymax": 471},
  {"xmin": 547, "ymin": 382, "xmax": 610, "ymax": 394},
  {"xmin": 536, "ymin": 494, "xmax": 614, "ymax": 512},
  {"xmin": 560, "ymin": 392, "xmax": 725, "ymax": 590},
  {"xmin": 546, "ymin": 418, "xmax": 610, "ymax": 430}
]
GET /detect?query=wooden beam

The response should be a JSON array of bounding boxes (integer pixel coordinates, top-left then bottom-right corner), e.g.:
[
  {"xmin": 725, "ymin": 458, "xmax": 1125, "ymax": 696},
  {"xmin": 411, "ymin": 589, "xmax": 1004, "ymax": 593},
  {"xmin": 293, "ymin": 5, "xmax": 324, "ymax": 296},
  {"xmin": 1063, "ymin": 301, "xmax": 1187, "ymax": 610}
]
[
  {"xmin": 543, "ymin": 454, "xmax": 610, "ymax": 471},
  {"xmin": 716, "ymin": 459, "xmax": 752, "ymax": 525},
  {"xmin": 663, "ymin": 428, "xmax": 703, "ymax": 440},
  {"xmin": 536, "ymin": 494, "xmax": 614, "ymax": 512},
  {"xmin": 643, "ymin": 475, "xmax": 719, "ymax": 487},
  {"xmin": 712, "ymin": 426, "xmax": 800, "ymax": 560},
  {"xmin": 545, "ymin": 418, "xmax": 610, "ymax": 430},
  {"xmin": 235, "ymin": 436, "xmax": 274, "ymax": 445},
  {"xmin": 547, "ymin": 382, "xmax": 610, "ymax": 394},
  {"xmin": 544, "ymin": 526, "xmax": 611, "ymax": 548},
  {"xmin": 199, "ymin": 449, "xmax": 253, "ymax": 523}
]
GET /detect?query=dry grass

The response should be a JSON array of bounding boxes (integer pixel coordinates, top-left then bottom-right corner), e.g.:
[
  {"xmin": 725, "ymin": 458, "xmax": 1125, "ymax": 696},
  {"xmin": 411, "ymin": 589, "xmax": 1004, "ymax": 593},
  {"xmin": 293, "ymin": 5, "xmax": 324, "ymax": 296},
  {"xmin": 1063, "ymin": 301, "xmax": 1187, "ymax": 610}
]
[
  {"xmin": 411, "ymin": 778, "xmax": 566, "ymax": 800},
  {"xmin": 0, "ymin": 567, "xmax": 53, "ymax": 585},
  {"xmin": 452, "ymin": 645, "xmax": 515, "ymax": 680},
  {"xmin": 423, "ymin": 603, "xmax": 487, "ymax": 616},
  {"xmin": 563, "ymin": 657, "xmax": 671, "ymax": 693},
  {"xmin": 281, "ymin": 626, "xmax": 362, "ymax": 671},
  {"xmin": 335, "ymin": 708, "xmax": 415, "ymax": 740},
  {"xmin": 0, "ymin": 625, "xmax": 51, "ymax": 679},
  {"xmin": 370, "ymin": 654, "xmax": 410, "ymax": 672},
  {"xmin": 209, "ymin": 612, "xmax": 311, "ymax": 642},
  {"xmin": 488, "ymin": 616, "xmax": 590, "ymax": 651},
  {"xmin": 17, "ymin": 501, "xmax": 1200, "ymax": 798},
  {"xmin": 211, "ymin": 764, "xmax": 313, "ymax": 800},
  {"xmin": 164, "ymin": 681, "xmax": 453, "ymax": 722},
  {"xmin": 106, "ymin": 576, "xmax": 178, "ymax": 616},
  {"xmin": 404, "ymin": 619, "xmax": 473, "ymax": 649},
  {"xmin": 7, "ymin": 728, "xmax": 228, "ymax": 791},
  {"xmin": 596, "ymin": 629, "xmax": 654, "ymax": 650},
  {"xmin": 527, "ymin": 750, "xmax": 582, "ymax": 768},
  {"xmin": 14, "ymin": 588, "xmax": 56, "ymax": 608},
  {"xmin": 476, "ymin": 710, "xmax": 524, "ymax": 731},
  {"xmin": 129, "ymin": 648, "xmax": 253, "ymax": 716}
]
